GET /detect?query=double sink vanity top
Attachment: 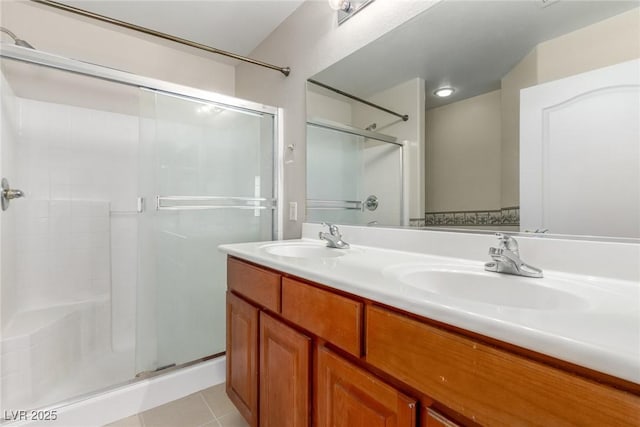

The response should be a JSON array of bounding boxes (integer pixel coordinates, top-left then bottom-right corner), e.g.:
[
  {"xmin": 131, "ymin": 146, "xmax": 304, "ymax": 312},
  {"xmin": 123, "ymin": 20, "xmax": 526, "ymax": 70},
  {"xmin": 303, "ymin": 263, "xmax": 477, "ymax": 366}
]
[{"xmin": 219, "ymin": 238, "xmax": 640, "ymax": 385}]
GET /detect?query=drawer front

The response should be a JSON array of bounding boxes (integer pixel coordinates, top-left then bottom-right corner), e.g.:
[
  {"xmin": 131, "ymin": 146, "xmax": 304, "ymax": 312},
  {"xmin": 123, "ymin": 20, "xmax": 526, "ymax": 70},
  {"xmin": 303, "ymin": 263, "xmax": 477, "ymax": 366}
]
[
  {"xmin": 366, "ymin": 305, "xmax": 640, "ymax": 426},
  {"xmin": 227, "ymin": 257, "xmax": 281, "ymax": 312},
  {"xmin": 281, "ymin": 277, "xmax": 362, "ymax": 356}
]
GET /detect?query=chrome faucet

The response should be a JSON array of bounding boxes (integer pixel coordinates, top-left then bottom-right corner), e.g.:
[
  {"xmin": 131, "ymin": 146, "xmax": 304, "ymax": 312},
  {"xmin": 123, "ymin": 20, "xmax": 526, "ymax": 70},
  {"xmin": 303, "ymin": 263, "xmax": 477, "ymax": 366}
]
[
  {"xmin": 484, "ymin": 233, "xmax": 543, "ymax": 278},
  {"xmin": 319, "ymin": 223, "xmax": 350, "ymax": 249}
]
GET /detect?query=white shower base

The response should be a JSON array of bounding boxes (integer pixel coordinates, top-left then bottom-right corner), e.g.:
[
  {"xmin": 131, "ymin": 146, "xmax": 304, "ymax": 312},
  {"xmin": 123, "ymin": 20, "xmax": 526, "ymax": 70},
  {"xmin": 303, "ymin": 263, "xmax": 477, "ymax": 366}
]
[
  {"xmin": 0, "ymin": 297, "xmax": 131, "ymax": 413},
  {"xmin": 4, "ymin": 357, "xmax": 226, "ymax": 427}
]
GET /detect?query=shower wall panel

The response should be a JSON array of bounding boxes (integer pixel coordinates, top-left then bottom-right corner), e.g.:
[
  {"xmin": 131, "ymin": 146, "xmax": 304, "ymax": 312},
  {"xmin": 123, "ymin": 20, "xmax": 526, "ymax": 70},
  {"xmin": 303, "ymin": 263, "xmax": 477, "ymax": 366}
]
[
  {"xmin": 0, "ymin": 71, "xmax": 19, "ymax": 327},
  {"xmin": 15, "ymin": 98, "xmax": 139, "ymax": 349},
  {"xmin": 13, "ymin": 199, "xmax": 110, "ymax": 308}
]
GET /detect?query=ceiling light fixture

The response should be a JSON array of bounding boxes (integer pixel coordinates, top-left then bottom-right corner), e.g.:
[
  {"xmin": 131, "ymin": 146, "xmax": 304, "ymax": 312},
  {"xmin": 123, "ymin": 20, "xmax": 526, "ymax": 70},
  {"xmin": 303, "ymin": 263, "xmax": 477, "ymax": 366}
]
[
  {"xmin": 329, "ymin": 0, "xmax": 375, "ymax": 25},
  {"xmin": 434, "ymin": 87, "xmax": 455, "ymax": 98},
  {"xmin": 328, "ymin": 0, "xmax": 351, "ymax": 12}
]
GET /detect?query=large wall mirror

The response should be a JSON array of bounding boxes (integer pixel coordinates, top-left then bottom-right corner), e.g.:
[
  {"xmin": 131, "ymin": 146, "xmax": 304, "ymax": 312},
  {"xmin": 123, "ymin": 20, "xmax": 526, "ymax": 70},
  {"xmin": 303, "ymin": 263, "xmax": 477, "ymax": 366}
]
[{"xmin": 306, "ymin": 0, "xmax": 639, "ymax": 239}]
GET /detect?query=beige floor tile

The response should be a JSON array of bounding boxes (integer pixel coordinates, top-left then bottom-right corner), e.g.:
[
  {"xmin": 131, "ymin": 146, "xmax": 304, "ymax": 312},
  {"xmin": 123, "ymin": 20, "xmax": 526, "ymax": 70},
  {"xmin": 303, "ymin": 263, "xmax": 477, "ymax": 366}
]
[
  {"xmin": 141, "ymin": 393, "xmax": 215, "ymax": 427},
  {"xmin": 217, "ymin": 411, "xmax": 249, "ymax": 427},
  {"xmin": 104, "ymin": 415, "xmax": 143, "ymax": 427},
  {"xmin": 201, "ymin": 384, "xmax": 236, "ymax": 418}
]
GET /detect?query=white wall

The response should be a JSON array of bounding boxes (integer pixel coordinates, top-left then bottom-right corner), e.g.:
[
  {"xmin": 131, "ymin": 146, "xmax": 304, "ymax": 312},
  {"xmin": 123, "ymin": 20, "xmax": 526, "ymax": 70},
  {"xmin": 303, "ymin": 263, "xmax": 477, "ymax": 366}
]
[
  {"xmin": 306, "ymin": 85, "xmax": 353, "ymax": 124},
  {"xmin": 537, "ymin": 8, "xmax": 640, "ymax": 84},
  {"xmin": 500, "ymin": 49, "xmax": 538, "ymax": 208},
  {"xmin": 235, "ymin": 0, "xmax": 439, "ymax": 238},
  {"xmin": 0, "ymin": 0, "xmax": 235, "ymax": 95},
  {"xmin": 426, "ymin": 89, "xmax": 502, "ymax": 212}
]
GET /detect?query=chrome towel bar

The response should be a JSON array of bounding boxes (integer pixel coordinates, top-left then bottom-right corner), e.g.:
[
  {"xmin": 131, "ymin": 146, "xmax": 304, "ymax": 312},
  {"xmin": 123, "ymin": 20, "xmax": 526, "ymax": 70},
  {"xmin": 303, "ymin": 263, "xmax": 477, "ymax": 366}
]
[{"xmin": 156, "ymin": 196, "xmax": 276, "ymax": 211}]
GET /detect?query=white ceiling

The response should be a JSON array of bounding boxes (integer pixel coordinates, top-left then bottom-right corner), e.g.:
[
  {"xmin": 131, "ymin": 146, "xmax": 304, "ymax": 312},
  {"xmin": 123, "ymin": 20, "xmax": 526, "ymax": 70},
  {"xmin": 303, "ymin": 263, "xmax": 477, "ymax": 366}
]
[
  {"xmin": 60, "ymin": 0, "xmax": 305, "ymax": 57},
  {"xmin": 312, "ymin": 0, "xmax": 639, "ymax": 108}
]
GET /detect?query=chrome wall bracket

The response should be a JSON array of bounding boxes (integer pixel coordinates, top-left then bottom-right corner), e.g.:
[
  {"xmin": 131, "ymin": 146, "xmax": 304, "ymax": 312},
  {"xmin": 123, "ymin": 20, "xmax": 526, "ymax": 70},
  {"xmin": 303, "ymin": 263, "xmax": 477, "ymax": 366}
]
[
  {"xmin": 337, "ymin": 0, "xmax": 376, "ymax": 25},
  {"xmin": 1, "ymin": 178, "xmax": 25, "ymax": 211}
]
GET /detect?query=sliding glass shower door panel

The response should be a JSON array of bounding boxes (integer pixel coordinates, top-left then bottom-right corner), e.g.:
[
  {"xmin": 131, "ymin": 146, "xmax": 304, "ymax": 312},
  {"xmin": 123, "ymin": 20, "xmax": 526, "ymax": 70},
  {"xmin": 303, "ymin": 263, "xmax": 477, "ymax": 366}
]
[{"xmin": 136, "ymin": 90, "xmax": 275, "ymax": 373}]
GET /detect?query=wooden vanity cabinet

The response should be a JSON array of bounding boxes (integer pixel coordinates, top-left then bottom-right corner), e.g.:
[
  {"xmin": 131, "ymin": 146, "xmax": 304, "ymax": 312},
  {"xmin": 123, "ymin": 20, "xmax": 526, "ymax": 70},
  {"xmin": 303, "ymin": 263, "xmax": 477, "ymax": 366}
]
[
  {"xmin": 226, "ymin": 257, "xmax": 414, "ymax": 427},
  {"xmin": 225, "ymin": 256, "xmax": 640, "ymax": 426}
]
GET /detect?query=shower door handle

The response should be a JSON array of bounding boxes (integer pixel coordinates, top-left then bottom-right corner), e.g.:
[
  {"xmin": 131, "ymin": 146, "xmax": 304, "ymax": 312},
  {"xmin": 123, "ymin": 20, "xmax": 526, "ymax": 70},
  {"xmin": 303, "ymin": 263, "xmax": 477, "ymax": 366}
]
[{"xmin": 1, "ymin": 178, "xmax": 25, "ymax": 211}]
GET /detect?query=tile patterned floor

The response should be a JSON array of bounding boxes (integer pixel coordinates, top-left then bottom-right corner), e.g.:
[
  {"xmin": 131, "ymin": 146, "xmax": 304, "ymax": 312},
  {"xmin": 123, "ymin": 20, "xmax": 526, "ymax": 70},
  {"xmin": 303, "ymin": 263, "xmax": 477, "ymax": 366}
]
[{"xmin": 105, "ymin": 383, "xmax": 248, "ymax": 427}]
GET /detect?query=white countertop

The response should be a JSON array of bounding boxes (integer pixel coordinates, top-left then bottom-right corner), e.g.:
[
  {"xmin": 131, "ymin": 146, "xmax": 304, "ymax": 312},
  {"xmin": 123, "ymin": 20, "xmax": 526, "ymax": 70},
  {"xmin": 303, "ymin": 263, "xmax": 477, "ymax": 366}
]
[{"xmin": 220, "ymin": 237, "xmax": 640, "ymax": 384}]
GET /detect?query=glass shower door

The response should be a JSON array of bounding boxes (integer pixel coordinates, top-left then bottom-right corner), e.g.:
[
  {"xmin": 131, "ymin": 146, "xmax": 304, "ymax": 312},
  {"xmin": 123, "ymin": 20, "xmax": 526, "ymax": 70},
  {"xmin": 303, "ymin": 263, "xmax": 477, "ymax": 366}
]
[{"xmin": 136, "ymin": 90, "xmax": 275, "ymax": 374}]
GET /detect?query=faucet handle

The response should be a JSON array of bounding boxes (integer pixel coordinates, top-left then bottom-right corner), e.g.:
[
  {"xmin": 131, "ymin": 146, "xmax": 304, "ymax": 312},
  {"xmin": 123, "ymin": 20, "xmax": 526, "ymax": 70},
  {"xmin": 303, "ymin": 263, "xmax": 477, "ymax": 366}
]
[
  {"xmin": 495, "ymin": 232, "xmax": 519, "ymax": 254},
  {"xmin": 321, "ymin": 222, "xmax": 340, "ymax": 236}
]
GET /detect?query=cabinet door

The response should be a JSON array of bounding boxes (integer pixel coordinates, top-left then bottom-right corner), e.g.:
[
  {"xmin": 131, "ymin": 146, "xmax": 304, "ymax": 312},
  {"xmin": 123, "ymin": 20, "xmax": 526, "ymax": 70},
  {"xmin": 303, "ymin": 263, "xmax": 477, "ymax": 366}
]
[
  {"xmin": 316, "ymin": 345, "xmax": 416, "ymax": 427},
  {"xmin": 260, "ymin": 312, "xmax": 311, "ymax": 427},
  {"xmin": 226, "ymin": 292, "xmax": 259, "ymax": 427}
]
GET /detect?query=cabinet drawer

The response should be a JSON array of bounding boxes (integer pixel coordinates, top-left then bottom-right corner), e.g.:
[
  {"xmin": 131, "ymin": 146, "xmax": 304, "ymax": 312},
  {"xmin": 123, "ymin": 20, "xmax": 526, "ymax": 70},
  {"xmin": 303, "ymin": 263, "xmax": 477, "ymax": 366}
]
[
  {"xmin": 281, "ymin": 277, "xmax": 362, "ymax": 356},
  {"xmin": 366, "ymin": 305, "xmax": 640, "ymax": 426},
  {"xmin": 227, "ymin": 257, "xmax": 281, "ymax": 312}
]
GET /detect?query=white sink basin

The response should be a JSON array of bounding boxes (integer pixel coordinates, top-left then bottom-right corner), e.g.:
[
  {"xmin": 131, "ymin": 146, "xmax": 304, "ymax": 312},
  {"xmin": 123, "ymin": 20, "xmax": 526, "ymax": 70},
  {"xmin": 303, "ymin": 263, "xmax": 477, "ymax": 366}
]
[
  {"xmin": 385, "ymin": 264, "xmax": 589, "ymax": 310},
  {"xmin": 260, "ymin": 243, "xmax": 347, "ymax": 259}
]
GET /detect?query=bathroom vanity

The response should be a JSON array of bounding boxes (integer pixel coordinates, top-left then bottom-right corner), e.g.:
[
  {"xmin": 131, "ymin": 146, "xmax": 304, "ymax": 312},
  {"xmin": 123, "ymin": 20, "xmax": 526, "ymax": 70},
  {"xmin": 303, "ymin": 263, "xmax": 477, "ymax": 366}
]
[{"xmin": 220, "ymin": 228, "xmax": 640, "ymax": 426}]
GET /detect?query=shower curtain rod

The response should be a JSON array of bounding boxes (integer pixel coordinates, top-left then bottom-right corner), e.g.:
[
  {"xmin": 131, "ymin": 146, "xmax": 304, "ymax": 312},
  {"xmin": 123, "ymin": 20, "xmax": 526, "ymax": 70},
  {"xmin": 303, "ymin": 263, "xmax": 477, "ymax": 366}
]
[
  {"xmin": 308, "ymin": 79, "xmax": 409, "ymax": 122},
  {"xmin": 30, "ymin": 0, "xmax": 291, "ymax": 76}
]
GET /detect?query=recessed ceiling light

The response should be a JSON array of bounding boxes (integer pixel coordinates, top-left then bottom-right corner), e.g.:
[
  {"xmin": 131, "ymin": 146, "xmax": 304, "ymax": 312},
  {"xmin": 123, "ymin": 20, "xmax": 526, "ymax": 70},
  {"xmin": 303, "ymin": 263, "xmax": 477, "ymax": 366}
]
[{"xmin": 434, "ymin": 87, "xmax": 455, "ymax": 98}]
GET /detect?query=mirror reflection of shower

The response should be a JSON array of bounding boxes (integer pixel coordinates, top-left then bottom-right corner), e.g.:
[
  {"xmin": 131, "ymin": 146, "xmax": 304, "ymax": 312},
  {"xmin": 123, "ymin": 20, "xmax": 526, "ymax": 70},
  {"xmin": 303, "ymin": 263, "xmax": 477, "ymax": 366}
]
[
  {"xmin": 306, "ymin": 118, "xmax": 404, "ymax": 227},
  {"xmin": 306, "ymin": 79, "xmax": 413, "ymax": 227},
  {"xmin": 0, "ymin": 26, "xmax": 35, "ymax": 48}
]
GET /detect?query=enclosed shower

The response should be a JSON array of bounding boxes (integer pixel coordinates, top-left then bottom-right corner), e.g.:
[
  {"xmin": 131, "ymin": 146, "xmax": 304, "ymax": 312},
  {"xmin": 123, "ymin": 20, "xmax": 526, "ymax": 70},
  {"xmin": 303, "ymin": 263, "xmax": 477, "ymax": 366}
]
[{"xmin": 0, "ymin": 44, "xmax": 279, "ymax": 414}]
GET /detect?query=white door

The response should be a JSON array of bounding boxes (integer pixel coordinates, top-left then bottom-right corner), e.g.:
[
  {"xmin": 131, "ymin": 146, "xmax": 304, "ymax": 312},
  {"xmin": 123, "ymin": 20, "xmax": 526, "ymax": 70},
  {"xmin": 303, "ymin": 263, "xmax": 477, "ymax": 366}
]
[{"xmin": 520, "ymin": 59, "xmax": 640, "ymax": 238}]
